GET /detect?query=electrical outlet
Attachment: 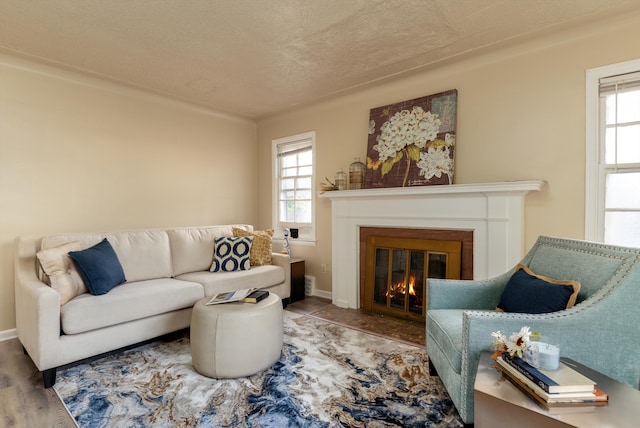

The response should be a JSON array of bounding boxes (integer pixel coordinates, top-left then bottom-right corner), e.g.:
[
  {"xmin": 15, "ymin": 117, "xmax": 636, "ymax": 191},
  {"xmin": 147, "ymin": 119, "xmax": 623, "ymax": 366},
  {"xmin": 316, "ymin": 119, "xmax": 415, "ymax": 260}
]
[{"xmin": 321, "ymin": 264, "xmax": 328, "ymax": 273}]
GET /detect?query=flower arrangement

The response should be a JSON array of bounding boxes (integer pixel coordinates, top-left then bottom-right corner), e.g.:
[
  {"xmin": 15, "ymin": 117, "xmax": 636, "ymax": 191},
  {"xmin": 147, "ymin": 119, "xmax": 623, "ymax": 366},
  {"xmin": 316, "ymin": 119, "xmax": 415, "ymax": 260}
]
[{"xmin": 491, "ymin": 326, "xmax": 541, "ymax": 360}]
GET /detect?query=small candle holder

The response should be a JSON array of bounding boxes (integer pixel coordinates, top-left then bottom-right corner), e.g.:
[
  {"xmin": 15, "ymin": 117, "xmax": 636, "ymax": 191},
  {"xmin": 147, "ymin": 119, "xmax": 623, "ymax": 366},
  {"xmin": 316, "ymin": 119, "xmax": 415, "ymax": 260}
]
[{"xmin": 525, "ymin": 341, "xmax": 560, "ymax": 371}]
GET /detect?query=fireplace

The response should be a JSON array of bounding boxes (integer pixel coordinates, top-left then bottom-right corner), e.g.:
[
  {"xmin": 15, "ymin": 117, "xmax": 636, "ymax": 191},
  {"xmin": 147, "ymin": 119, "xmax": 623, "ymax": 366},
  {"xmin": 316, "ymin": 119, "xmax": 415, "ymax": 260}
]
[
  {"xmin": 321, "ymin": 180, "xmax": 544, "ymax": 310},
  {"xmin": 361, "ymin": 227, "xmax": 473, "ymax": 321}
]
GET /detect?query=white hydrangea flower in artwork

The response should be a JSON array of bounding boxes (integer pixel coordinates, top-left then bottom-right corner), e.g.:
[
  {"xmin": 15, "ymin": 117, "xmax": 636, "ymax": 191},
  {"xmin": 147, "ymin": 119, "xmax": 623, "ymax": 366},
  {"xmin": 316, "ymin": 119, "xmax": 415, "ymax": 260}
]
[
  {"xmin": 373, "ymin": 106, "xmax": 441, "ymax": 161},
  {"xmin": 417, "ymin": 146, "xmax": 453, "ymax": 180},
  {"xmin": 445, "ymin": 133, "xmax": 455, "ymax": 146},
  {"xmin": 369, "ymin": 120, "xmax": 376, "ymax": 135}
]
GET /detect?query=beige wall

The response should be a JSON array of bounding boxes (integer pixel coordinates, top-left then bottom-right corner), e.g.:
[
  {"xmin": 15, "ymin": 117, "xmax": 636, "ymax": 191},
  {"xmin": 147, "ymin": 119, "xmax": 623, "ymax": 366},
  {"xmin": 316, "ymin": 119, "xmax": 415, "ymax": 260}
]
[
  {"xmin": 0, "ymin": 55, "xmax": 257, "ymax": 331},
  {"xmin": 2, "ymin": 10, "xmax": 639, "ymax": 331},
  {"xmin": 257, "ymin": 11, "xmax": 640, "ymax": 295}
]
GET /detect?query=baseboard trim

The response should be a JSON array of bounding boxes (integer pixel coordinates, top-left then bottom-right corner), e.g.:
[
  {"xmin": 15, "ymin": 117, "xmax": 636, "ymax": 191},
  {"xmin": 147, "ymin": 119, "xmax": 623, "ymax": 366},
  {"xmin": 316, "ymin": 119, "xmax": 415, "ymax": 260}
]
[
  {"xmin": 0, "ymin": 328, "xmax": 17, "ymax": 342},
  {"xmin": 313, "ymin": 289, "xmax": 332, "ymax": 300}
]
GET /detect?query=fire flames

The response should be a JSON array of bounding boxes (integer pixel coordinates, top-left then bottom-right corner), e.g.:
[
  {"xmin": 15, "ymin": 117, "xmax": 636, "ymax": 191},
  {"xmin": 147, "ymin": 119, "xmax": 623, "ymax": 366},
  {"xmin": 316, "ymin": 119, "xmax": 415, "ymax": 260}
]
[{"xmin": 386, "ymin": 275, "xmax": 417, "ymax": 298}]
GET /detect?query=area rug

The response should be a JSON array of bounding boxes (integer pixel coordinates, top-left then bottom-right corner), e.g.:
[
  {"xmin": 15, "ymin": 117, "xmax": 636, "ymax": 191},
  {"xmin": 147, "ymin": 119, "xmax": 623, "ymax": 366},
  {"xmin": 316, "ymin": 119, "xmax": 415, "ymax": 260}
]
[{"xmin": 54, "ymin": 311, "xmax": 463, "ymax": 427}]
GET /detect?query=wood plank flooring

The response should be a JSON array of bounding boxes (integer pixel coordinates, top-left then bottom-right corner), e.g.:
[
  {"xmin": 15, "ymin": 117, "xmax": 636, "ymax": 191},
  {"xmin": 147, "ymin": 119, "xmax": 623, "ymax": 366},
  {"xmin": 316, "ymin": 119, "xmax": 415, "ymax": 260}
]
[
  {"xmin": 1, "ymin": 297, "xmax": 425, "ymax": 426},
  {"xmin": 0, "ymin": 338, "xmax": 76, "ymax": 427},
  {"xmin": 287, "ymin": 296, "xmax": 425, "ymax": 347}
]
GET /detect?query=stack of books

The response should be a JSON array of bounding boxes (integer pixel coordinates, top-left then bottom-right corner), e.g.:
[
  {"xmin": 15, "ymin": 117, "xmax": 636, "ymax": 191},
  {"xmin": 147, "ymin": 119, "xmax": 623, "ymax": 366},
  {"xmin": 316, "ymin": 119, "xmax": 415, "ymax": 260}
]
[{"xmin": 495, "ymin": 352, "xmax": 608, "ymax": 410}]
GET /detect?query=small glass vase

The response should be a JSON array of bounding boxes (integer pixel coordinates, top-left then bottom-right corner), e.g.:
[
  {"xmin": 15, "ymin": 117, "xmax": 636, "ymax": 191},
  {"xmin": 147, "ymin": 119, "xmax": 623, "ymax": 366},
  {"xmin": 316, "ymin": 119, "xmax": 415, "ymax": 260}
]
[
  {"xmin": 335, "ymin": 169, "xmax": 347, "ymax": 190},
  {"xmin": 349, "ymin": 157, "xmax": 365, "ymax": 190}
]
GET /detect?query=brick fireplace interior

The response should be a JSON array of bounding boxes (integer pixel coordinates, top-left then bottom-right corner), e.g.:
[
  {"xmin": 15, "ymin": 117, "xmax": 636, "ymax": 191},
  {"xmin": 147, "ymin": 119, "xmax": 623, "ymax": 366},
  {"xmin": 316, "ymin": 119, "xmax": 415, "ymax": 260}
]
[{"xmin": 359, "ymin": 227, "xmax": 473, "ymax": 321}]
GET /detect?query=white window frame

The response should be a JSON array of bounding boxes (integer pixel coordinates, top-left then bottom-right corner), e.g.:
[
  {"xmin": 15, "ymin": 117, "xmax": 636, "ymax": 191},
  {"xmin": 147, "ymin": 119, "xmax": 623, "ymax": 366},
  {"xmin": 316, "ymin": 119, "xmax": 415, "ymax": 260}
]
[
  {"xmin": 272, "ymin": 131, "xmax": 316, "ymax": 245},
  {"xmin": 585, "ymin": 58, "xmax": 640, "ymax": 242}
]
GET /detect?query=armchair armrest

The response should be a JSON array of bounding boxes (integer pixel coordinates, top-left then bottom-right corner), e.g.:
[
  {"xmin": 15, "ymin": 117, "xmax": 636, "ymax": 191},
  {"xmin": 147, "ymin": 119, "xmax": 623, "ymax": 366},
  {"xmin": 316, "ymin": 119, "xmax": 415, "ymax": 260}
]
[
  {"xmin": 428, "ymin": 270, "xmax": 513, "ymax": 310},
  {"xmin": 14, "ymin": 237, "xmax": 61, "ymax": 371},
  {"xmin": 462, "ymin": 300, "xmax": 640, "ymax": 401}
]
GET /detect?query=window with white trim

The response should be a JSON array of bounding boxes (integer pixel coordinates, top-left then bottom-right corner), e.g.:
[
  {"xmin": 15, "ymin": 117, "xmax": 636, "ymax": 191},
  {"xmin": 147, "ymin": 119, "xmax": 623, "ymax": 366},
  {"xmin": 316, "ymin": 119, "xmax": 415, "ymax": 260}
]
[
  {"xmin": 272, "ymin": 131, "xmax": 316, "ymax": 244},
  {"xmin": 586, "ymin": 59, "xmax": 640, "ymax": 246}
]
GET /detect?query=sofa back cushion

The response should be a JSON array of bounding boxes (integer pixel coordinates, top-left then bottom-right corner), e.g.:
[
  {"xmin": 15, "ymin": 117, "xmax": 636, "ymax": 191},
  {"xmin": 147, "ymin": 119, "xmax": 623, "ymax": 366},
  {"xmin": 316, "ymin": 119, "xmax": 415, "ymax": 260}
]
[
  {"xmin": 41, "ymin": 230, "xmax": 173, "ymax": 283},
  {"xmin": 168, "ymin": 225, "xmax": 253, "ymax": 276}
]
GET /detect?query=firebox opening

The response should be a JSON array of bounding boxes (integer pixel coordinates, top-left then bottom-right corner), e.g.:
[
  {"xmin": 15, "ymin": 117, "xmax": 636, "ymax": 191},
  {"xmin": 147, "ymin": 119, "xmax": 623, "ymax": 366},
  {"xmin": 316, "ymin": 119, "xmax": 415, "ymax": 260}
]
[{"xmin": 360, "ymin": 227, "xmax": 473, "ymax": 322}]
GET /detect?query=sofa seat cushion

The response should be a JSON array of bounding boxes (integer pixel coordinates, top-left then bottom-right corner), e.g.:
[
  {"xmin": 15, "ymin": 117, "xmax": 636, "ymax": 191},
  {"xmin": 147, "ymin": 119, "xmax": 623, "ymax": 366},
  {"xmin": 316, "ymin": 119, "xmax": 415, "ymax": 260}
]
[
  {"xmin": 61, "ymin": 278, "xmax": 204, "ymax": 335},
  {"xmin": 427, "ymin": 309, "xmax": 466, "ymax": 374},
  {"xmin": 176, "ymin": 265, "xmax": 285, "ymax": 297}
]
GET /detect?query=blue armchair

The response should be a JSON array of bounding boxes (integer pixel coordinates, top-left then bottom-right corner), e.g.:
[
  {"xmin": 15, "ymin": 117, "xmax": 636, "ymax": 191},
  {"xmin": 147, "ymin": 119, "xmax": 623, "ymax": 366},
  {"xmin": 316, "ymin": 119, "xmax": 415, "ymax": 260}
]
[{"xmin": 426, "ymin": 235, "xmax": 640, "ymax": 425}]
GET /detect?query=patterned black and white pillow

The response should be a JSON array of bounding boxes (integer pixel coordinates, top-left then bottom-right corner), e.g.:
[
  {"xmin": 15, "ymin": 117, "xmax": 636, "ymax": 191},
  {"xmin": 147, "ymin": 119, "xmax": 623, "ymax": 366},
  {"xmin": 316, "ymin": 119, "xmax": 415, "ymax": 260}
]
[{"xmin": 210, "ymin": 236, "xmax": 253, "ymax": 272}]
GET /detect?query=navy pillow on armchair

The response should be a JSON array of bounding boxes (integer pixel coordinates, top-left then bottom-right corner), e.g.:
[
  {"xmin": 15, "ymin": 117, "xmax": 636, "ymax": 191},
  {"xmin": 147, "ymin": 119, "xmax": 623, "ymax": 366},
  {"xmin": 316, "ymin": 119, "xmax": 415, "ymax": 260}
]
[
  {"xmin": 68, "ymin": 238, "xmax": 126, "ymax": 295},
  {"xmin": 497, "ymin": 264, "xmax": 580, "ymax": 314}
]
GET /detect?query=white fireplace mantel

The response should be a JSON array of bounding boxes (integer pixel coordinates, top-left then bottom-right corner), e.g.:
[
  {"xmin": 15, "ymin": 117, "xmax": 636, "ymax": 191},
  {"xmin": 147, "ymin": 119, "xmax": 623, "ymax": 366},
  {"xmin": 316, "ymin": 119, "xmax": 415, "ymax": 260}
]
[{"xmin": 320, "ymin": 180, "xmax": 545, "ymax": 309}]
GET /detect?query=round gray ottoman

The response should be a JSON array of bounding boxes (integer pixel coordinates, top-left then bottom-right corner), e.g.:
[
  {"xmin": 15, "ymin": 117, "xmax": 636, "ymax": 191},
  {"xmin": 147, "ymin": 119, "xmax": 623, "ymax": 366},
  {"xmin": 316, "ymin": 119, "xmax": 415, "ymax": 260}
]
[{"xmin": 190, "ymin": 293, "xmax": 283, "ymax": 378}]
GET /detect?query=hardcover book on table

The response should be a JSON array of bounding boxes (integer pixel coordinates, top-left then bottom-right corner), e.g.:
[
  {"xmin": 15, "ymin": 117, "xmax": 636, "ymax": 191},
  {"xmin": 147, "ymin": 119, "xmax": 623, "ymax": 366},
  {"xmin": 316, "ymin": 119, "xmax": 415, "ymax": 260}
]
[
  {"xmin": 495, "ymin": 357, "xmax": 608, "ymax": 407},
  {"xmin": 496, "ymin": 368, "xmax": 605, "ymax": 413},
  {"xmin": 502, "ymin": 352, "xmax": 596, "ymax": 394}
]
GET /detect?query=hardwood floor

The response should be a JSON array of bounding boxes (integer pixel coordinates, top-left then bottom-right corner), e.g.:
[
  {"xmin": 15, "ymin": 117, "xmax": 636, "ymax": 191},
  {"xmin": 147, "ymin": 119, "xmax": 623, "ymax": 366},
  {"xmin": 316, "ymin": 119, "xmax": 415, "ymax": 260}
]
[
  {"xmin": 0, "ymin": 338, "xmax": 76, "ymax": 427},
  {"xmin": 1, "ymin": 297, "xmax": 425, "ymax": 426},
  {"xmin": 287, "ymin": 296, "xmax": 425, "ymax": 347}
]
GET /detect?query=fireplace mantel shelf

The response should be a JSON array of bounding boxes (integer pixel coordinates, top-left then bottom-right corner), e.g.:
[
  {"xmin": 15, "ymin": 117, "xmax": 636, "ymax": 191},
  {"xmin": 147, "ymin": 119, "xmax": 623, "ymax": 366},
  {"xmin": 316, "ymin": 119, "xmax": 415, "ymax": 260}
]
[
  {"xmin": 322, "ymin": 180, "xmax": 545, "ymax": 309},
  {"xmin": 320, "ymin": 180, "xmax": 545, "ymax": 200}
]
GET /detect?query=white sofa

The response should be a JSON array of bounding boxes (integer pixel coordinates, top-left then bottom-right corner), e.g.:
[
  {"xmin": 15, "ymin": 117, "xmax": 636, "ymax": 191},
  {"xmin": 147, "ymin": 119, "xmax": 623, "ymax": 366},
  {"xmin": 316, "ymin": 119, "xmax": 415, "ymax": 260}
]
[{"xmin": 14, "ymin": 224, "xmax": 291, "ymax": 388}]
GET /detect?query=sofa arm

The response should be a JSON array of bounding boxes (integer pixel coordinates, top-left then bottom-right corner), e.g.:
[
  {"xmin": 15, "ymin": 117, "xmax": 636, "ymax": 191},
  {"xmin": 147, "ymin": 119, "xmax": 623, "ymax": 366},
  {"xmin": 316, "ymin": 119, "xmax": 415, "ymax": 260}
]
[
  {"xmin": 428, "ymin": 269, "xmax": 513, "ymax": 310},
  {"xmin": 270, "ymin": 253, "xmax": 291, "ymax": 299},
  {"xmin": 14, "ymin": 237, "xmax": 61, "ymax": 371}
]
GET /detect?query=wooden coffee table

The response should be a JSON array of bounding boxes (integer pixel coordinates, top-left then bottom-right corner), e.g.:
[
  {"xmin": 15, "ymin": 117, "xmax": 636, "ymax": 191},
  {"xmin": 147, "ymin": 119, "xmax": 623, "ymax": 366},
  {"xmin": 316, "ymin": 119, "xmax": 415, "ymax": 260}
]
[{"xmin": 474, "ymin": 351, "xmax": 640, "ymax": 427}]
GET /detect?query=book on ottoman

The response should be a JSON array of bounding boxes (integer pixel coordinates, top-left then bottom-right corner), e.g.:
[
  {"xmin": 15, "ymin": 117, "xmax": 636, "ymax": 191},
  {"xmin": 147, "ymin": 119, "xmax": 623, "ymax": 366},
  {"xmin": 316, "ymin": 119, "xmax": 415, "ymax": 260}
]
[
  {"xmin": 242, "ymin": 289, "xmax": 270, "ymax": 303},
  {"xmin": 206, "ymin": 288, "xmax": 256, "ymax": 305}
]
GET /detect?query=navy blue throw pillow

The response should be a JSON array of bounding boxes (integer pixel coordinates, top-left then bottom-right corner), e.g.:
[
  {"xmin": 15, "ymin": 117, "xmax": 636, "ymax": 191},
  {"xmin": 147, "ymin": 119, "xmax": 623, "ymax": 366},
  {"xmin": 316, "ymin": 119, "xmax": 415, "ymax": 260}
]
[
  {"xmin": 497, "ymin": 265, "xmax": 580, "ymax": 314},
  {"xmin": 68, "ymin": 238, "xmax": 126, "ymax": 295}
]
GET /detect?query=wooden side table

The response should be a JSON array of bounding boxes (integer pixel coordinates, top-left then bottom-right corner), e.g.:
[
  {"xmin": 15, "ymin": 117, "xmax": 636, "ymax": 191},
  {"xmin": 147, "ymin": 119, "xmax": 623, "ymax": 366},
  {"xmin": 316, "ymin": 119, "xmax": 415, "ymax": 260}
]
[
  {"xmin": 474, "ymin": 351, "xmax": 640, "ymax": 427},
  {"xmin": 289, "ymin": 257, "xmax": 305, "ymax": 303}
]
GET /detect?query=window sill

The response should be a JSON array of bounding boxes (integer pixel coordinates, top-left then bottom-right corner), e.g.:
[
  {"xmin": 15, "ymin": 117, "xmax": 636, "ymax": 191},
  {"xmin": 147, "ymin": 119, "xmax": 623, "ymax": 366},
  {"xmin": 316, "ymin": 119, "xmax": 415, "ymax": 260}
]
[{"xmin": 274, "ymin": 238, "xmax": 317, "ymax": 247}]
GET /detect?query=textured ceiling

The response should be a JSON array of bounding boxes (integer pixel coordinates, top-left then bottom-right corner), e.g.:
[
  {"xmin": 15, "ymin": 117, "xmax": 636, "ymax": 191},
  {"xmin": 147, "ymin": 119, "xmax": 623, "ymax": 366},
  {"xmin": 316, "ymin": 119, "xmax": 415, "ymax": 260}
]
[{"xmin": 1, "ymin": 0, "xmax": 638, "ymax": 118}]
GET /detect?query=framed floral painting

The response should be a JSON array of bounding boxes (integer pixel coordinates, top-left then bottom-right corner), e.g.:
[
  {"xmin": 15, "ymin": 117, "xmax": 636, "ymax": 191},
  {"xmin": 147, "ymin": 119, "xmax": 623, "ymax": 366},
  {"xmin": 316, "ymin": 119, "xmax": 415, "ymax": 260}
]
[{"xmin": 364, "ymin": 89, "xmax": 457, "ymax": 188}]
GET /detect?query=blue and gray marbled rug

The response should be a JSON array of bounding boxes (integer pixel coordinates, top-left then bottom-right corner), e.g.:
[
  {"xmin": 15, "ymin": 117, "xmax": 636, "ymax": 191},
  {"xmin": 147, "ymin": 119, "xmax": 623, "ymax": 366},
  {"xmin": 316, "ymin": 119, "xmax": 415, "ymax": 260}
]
[{"xmin": 55, "ymin": 311, "xmax": 463, "ymax": 427}]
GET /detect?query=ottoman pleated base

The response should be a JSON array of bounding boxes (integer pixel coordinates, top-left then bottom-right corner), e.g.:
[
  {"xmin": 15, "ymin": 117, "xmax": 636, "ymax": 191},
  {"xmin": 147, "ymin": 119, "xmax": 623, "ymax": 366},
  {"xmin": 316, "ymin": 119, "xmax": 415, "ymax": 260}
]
[{"xmin": 190, "ymin": 293, "xmax": 283, "ymax": 378}]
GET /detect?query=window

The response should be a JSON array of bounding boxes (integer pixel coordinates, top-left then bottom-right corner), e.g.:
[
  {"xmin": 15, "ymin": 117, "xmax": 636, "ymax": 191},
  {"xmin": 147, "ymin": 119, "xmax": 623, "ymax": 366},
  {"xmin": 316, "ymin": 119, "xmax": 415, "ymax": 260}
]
[
  {"xmin": 272, "ymin": 131, "xmax": 316, "ymax": 243},
  {"xmin": 586, "ymin": 59, "xmax": 640, "ymax": 246}
]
